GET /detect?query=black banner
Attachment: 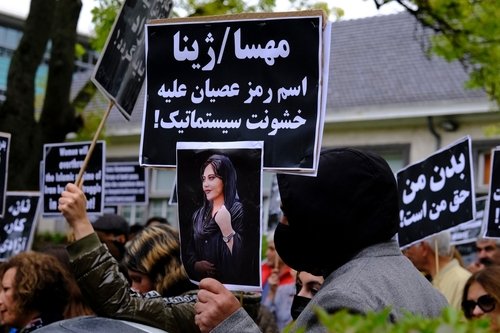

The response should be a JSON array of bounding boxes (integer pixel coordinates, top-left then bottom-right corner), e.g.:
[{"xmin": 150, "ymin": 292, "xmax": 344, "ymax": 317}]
[
  {"xmin": 485, "ymin": 148, "xmax": 500, "ymax": 238},
  {"xmin": 0, "ymin": 192, "xmax": 40, "ymax": 260},
  {"xmin": 42, "ymin": 142, "xmax": 105, "ymax": 215},
  {"xmin": 141, "ymin": 12, "xmax": 327, "ymax": 171},
  {"xmin": 104, "ymin": 162, "xmax": 148, "ymax": 205},
  {"xmin": 0, "ymin": 132, "xmax": 10, "ymax": 218},
  {"xmin": 397, "ymin": 137, "xmax": 475, "ymax": 247},
  {"xmin": 450, "ymin": 196, "xmax": 485, "ymax": 245},
  {"xmin": 92, "ymin": 0, "xmax": 173, "ymax": 119}
]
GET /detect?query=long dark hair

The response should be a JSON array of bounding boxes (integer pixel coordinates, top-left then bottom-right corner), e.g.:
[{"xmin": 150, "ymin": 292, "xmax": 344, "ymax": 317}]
[{"xmin": 200, "ymin": 154, "xmax": 239, "ymax": 209}]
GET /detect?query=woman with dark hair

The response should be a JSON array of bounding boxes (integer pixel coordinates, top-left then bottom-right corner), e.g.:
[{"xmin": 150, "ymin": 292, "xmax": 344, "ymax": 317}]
[
  {"xmin": 462, "ymin": 265, "xmax": 500, "ymax": 331},
  {"xmin": 123, "ymin": 224, "xmax": 196, "ymax": 297},
  {"xmin": 0, "ymin": 251, "xmax": 82, "ymax": 332},
  {"xmin": 184, "ymin": 154, "xmax": 245, "ymax": 284}
]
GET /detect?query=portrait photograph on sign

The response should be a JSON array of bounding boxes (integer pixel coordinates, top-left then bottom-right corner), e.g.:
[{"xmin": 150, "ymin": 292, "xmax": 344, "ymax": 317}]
[
  {"xmin": 176, "ymin": 141, "xmax": 262, "ymax": 291},
  {"xmin": 397, "ymin": 136, "xmax": 476, "ymax": 248},
  {"xmin": 140, "ymin": 11, "xmax": 331, "ymax": 173},
  {"xmin": 0, "ymin": 132, "xmax": 10, "ymax": 218}
]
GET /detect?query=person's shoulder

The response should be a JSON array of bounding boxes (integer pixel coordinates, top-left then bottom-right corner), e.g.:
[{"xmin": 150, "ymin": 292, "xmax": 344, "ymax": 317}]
[{"xmin": 229, "ymin": 200, "xmax": 244, "ymax": 213}]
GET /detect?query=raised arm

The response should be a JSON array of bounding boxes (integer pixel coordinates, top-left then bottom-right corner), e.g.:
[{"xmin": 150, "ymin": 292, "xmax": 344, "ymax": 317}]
[{"xmin": 58, "ymin": 182, "xmax": 94, "ymax": 240}]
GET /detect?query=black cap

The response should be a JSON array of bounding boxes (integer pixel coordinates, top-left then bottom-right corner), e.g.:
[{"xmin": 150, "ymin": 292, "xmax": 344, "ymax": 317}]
[{"xmin": 92, "ymin": 214, "xmax": 130, "ymax": 236}]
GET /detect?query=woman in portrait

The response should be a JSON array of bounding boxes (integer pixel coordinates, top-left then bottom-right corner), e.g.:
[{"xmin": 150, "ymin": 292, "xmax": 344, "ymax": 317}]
[{"xmin": 184, "ymin": 154, "xmax": 245, "ymax": 285}]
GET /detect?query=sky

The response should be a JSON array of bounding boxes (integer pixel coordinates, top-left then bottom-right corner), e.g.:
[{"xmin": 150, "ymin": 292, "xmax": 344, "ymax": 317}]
[{"xmin": 0, "ymin": 0, "xmax": 404, "ymax": 35}]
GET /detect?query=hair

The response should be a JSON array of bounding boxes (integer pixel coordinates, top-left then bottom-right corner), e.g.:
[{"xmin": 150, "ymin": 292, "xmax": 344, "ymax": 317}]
[
  {"xmin": 145, "ymin": 216, "xmax": 169, "ymax": 227},
  {"xmin": 200, "ymin": 154, "xmax": 239, "ymax": 209},
  {"xmin": 461, "ymin": 265, "xmax": 500, "ymax": 318},
  {"xmin": 0, "ymin": 251, "xmax": 75, "ymax": 326},
  {"xmin": 423, "ymin": 231, "xmax": 452, "ymax": 257},
  {"xmin": 123, "ymin": 224, "xmax": 195, "ymax": 297},
  {"xmin": 477, "ymin": 237, "xmax": 500, "ymax": 247},
  {"xmin": 39, "ymin": 244, "xmax": 94, "ymax": 318}
]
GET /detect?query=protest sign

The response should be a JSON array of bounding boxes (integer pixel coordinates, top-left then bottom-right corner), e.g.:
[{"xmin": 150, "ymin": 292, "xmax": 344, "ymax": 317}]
[
  {"xmin": 450, "ymin": 196, "xmax": 486, "ymax": 245},
  {"xmin": 92, "ymin": 0, "xmax": 173, "ymax": 119},
  {"xmin": 485, "ymin": 148, "xmax": 500, "ymax": 238},
  {"xmin": 176, "ymin": 141, "xmax": 263, "ymax": 291},
  {"xmin": 0, "ymin": 132, "xmax": 10, "ymax": 218},
  {"xmin": 0, "ymin": 192, "xmax": 40, "ymax": 260},
  {"xmin": 140, "ymin": 11, "xmax": 331, "ymax": 172},
  {"xmin": 43, "ymin": 141, "xmax": 105, "ymax": 215},
  {"xmin": 104, "ymin": 161, "xmax": 148, "ymax": 205},
  {"xmin": 397, "ymin": 136, "xmax": 475, "ymax": 247}
]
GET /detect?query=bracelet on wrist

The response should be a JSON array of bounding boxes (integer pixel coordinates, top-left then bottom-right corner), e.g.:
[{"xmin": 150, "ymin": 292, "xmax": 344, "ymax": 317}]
[{"xmin": 222, "ymin": 231, "xmax": 236, "ymax": 243}]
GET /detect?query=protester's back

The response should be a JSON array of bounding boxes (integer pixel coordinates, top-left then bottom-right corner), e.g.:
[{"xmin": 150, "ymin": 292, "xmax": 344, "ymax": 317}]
[{"xmin": 274, "ymin": 148, "xmax": 448, "ymax": 331}]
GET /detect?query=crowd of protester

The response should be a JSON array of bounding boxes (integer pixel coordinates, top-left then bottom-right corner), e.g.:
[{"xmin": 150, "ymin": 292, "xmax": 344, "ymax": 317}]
[{"xmin": 1, "ymin": 149, "xmax": 500, "ymax": 332}]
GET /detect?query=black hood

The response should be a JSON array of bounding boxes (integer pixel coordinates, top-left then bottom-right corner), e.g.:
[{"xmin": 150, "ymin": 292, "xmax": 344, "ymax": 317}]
[{"xmin": 275, "ymin": 148, "xmax": 399, "ymax": 276}]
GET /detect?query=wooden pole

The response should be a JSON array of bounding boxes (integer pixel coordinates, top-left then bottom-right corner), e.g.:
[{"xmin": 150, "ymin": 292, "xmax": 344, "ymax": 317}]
[{"xmin": 75, "ymin": 101, "xmax": 114, "ymax": 188}]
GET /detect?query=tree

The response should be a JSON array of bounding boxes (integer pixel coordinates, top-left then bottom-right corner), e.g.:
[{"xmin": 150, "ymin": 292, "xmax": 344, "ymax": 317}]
[
  {"xmin": 0, "ymin": 0, "xmax": 83, "ymax": 190},
  {"xmin": 90, "ymin": 0, "xmax": 336, "ymax": 50},
  {"xmin": 373, "ymin": 0, "xmax": 500, "ymax": 108}
]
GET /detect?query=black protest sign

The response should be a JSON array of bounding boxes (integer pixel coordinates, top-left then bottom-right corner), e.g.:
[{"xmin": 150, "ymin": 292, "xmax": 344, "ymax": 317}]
[
  {"xmin": 397, "ymin": 136, "xmax": 475, "ymax": 247},
  {"xmin": 43, "ymin": 142, "xmax": 105, "ymax": 215},
  {"xmin": 104, "ymin": 162, "xmax": 148, "ymax": 205},
  {"xmin": 450, "ymin": 196, "xmax": 486, "ymax": 245},
  {"xmin": 92, "ymin": 0, "xmax": 173, "ymax": 119},
  {"xmin": 0, "ymin": 132, "xmax": 10, "ymax": 218},
  {"xmin": 141, "ymin": 11, "xmax": 329, "ymax": 172},
  {"xmin": 0, "ymin": 192, "xmax": 40, "ymax": 260},
  {"xmin": 485, "ymin": 148, "xmax": 500, "ymax": 238}
]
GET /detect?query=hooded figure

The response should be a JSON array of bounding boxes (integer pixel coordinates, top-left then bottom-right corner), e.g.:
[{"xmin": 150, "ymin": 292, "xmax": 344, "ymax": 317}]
[{"xmin": 274, "ymin": 147, "xmax": 399, "ymax": 276}]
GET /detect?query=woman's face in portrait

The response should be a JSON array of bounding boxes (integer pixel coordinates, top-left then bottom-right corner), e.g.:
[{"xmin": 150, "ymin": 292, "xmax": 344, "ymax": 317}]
[
  {"xmin": 202, "ymin": 163, "xmax": 224, "ymax": 202},
  {"xmin": 0, "ymin": 267, "xmax": 23, "ymax": 328}
]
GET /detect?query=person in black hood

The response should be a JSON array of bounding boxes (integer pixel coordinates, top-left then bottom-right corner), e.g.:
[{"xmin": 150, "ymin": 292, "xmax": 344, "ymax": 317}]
[{"xmin": 194, "ymin": 148, "xmax": 449, "ymax": 333}]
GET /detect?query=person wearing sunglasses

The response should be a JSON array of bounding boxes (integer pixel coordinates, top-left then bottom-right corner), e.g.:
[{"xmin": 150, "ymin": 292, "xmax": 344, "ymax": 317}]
[{"xmin": 462, "ymin": 265, "xmax": 500, "ymax": 331}]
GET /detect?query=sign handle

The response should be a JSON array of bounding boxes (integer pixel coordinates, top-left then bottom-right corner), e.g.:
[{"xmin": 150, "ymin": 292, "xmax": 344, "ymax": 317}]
[{"xmin": 75, "ymin": 101, "xmax": 114, "ymax": 188}]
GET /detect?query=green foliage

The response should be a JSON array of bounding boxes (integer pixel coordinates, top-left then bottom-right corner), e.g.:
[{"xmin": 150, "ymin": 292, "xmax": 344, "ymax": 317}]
[
  {"xmin": 33, "ymin": 231, "xmax": 69, "ymax": 250},
  {"xmin": 261, "ymin": 233, "xmax": 268, "ymax": 260},
  {"xmin": 73, "ymin": 109, "xmax": 107, "ymax": 141},
  {"xmin": 284, "ymin": 306, "xmax": 491, "ymax": 333},
  {"xmin": 90, "ymin": 0, "xmax": 122, "ymax": 51},
  {"xmin": 377, "ymin": 0, "xmax": 500, "ymax": 109}
]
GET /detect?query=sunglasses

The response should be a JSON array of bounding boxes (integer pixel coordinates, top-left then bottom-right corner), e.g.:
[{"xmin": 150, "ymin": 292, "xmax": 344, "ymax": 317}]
[{"xmin": 462, "ymin": 294, "xmax": 496, "ymax": 318}]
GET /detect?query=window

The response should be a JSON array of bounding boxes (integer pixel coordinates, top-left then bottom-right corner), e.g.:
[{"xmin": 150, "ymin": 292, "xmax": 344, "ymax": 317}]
[
  {"xmin": 151, "ymin": 168, "xmax": 176, "ymax": 195},
  {"xmin": 470, "ymin": 140, "xmax": 500, "ymax": 195}
]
